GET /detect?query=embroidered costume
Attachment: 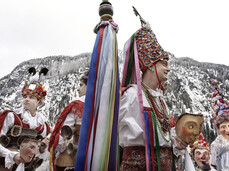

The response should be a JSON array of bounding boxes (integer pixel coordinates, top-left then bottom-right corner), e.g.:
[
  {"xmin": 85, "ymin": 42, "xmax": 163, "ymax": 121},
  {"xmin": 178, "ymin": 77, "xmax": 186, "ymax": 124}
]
[
  {"xmin": 119, "ymin": 7, "xmax": 185, "ymax": 171},
  {"xmin": 119, "ymin": 85, "xmax": 181, "ymax": 171}
]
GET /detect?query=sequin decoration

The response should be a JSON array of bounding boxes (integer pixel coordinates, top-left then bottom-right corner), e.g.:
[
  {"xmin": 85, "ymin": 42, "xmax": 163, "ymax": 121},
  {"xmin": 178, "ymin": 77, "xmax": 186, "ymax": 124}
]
[{"xmin": 135, "ymin": 28, "xmax": 169, "ymax": 73}]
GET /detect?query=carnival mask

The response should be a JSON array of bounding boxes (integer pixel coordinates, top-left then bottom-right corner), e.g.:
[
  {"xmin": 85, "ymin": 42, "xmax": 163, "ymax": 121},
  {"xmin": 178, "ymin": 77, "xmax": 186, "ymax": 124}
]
[
  {"xmin": 175, "ymin": 113, "xmax": 204, "ymax": 144},
  {"xmin": 219, "ymin": 121, "xmax": 229, "ymax": 140},
  {"xmin": 194, "ymin": 148, "xmax": 210, "ymax": 168},
  {"xmin": 19, "ymin": 139, "xmax": 40, "ymax": 163}
]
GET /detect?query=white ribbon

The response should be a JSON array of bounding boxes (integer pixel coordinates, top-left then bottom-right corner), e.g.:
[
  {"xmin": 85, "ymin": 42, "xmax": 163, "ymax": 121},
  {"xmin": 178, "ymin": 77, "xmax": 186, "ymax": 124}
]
[{"xmin": 16, "ymin": 163, "xmax": 24, "ymax": 171}]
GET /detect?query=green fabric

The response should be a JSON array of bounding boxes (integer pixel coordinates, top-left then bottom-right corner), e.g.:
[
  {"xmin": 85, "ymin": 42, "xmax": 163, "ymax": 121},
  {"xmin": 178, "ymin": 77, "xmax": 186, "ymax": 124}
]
[
  {"xmin": 124, "ymin": 34, "xmax": 135, "ymax": 87},
  {"xmin": 99, "ymin": 41, "xmax": 116, "ymax": 171},
  {"xmin": 151, "ymin": 110, "xmax": 161, "ymax": 171}
]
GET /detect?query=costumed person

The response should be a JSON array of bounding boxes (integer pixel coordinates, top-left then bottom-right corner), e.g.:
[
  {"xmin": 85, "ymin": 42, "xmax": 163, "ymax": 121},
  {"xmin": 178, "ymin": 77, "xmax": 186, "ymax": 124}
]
[
  {"xmin": 189, "ymin": 134, "xmax": 211, "ymax": 171},
  {"xmin": 175, "ymin": 113, "xmax": 206, "ymax": 171},
  {"xmin": 0, "ymin": 67, "xmax": 51, "ymax": 171},
  {"xmin": 48, "ymin": 69, "xmax": 88, "ymax": 171},
  {"xmin": 75, "ymin": 1, "xmax": 120, "ymax": 170},
  {"xmin": 119, "ymin": 7, "xmax": 189, "ymax": 171},
  {"xmin": 175, "ymin": 113, "xmax": 204, "ymax": 145},
  {"xmin": 210, "ymin": 79, "xmax": 229, "ymax": 171}
]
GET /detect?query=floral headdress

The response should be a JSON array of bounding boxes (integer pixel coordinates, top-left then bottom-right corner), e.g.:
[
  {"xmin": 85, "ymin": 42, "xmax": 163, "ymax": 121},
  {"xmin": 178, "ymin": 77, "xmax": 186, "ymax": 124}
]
[
  {"xmin": 210, "ymin": 79, "xmax": 229, "ymax": 128},
  {"xmin": 21, "ymin": 67, "xmax": 48, "ymax": 100},
  {"xmin": 190, "ymin": 133, "xmax": 210, "ymax": 158},
  {"xmin": 22, "ymin": 82, "xmax": 47, "ymax": 100}
]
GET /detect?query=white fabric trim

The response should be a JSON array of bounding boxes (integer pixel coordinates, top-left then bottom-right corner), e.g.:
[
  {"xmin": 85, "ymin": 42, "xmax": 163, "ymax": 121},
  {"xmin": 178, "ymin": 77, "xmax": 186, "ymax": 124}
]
[
  {"xmin": 2, "ymin": 144, "xmax": 18, "ymax": 169},
  {"xmin": 14, "ymin": 108, "xmax": 46, "ymax": 129}
]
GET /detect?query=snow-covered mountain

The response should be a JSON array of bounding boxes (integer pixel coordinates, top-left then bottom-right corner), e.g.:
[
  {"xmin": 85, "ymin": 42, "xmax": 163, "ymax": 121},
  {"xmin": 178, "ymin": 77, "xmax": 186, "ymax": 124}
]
[{"xmin": 1, "ymin": 52, "xmax": 229, "ymax": 144}]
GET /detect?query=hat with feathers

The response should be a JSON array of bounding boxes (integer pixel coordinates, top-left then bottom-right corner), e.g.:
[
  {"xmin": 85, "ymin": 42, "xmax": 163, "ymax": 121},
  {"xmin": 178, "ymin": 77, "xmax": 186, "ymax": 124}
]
[{"xmin": 22, "ymin": 67, "xmax": 48, "ymax": 100}]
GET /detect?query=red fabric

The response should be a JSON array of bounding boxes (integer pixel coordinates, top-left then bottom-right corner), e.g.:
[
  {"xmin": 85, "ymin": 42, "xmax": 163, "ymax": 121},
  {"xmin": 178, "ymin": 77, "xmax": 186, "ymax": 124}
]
[
  {"xmin": 0, "ymin": 110, "xmax": 50, "ymax": 135},
  {"xmin": 45, "ymin": 122, "xmax": 51, "ymax": 135},
  {"xmin": 120, "ymin": 146, "xmax": 173, "ymax": 171},
  {"xmin": 14, "ymin": 114, "xmax": 29, "ymax": 128},
  {"xmin": 121, "ymin": 85, "xmax": 132, "ymax": 96},
  {"xmin": 84, "ymin": 26, "xmax": 105, "ymax": 170},
  {"xmin": 48, "ymin": 100, "xmax": 84, "ymax": 151},
  {"xmin": 0, "ymin": 110, "xmax": 14, "ymax": 133},
  {"xmin": 13, "ymin": 113, "xmax": 47, "ymax": 135},
  {"xmin": 48, "ymin": 100, "xmax": 84, "ymax": 171},
  {"xmin": 170, "ymin": 115, "xmax": 176, "ymax": 128},
  {"xmin": 144, "ymin": 107, "xmax": 152, "ymax": 111}
]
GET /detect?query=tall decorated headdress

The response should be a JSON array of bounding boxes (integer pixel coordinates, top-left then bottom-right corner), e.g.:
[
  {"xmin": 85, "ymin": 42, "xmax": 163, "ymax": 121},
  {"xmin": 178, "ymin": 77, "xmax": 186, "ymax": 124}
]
[
  {"xmin": 22, "ymin": 67, "xmax": 48, "ymax": 101},
  {"xmin": 210, "ymin": 79, "xmax": 229, "ymax": 128},
  {"xmin": 122, "ymin": 6, "xmax": 169, "ymax": 88},
  {"xmin": 74, "ymin": 1, "xmax": 120, "ymax": 171},
  {"xmin": 190, "ymin": 133, "xmax": 210, "ymax": 158},
  {"xmin": 121, "ymin": 7, "xmax": 170, "ymax": 171}
]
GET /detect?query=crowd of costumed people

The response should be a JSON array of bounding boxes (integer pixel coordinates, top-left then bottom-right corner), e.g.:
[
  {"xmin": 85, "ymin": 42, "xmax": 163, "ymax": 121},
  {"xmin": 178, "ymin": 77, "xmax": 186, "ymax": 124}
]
[{"xmin": 0, "ymin": 1, "xmax": 229, "ymax": 171}]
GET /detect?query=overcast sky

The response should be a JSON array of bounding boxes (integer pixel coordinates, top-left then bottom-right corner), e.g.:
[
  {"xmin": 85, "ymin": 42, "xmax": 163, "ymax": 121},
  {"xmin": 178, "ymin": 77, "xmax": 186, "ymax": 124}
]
[{"xmin": 0, "ymin": 0, "xmax": 229, "ymax": 79}]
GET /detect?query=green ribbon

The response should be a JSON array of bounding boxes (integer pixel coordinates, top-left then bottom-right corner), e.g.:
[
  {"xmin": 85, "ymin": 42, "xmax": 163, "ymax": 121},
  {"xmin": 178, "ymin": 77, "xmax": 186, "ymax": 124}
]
[
  {"xmin": 124, "ymin": 34, "xmax": 135, "ymax": 87},
  {"xmin": 151, "ymin": 110, "xmax": 161, "ymax": 171}
]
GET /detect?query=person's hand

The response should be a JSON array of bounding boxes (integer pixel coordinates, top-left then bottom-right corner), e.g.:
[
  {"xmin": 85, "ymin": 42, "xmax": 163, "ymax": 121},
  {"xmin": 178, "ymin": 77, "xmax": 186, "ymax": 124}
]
[
  {"xmin": 43, "ymin": 135, "xmax": 50, "ymax": 146},
  {"xmin": 175, "ymin": 135, "xmax": 188, "ymax": 150},
  {"xmin": 13, "ymin": 153, "xmax": 24, "ymax": 165},
  {"xmin": 39, "ymin": 134, "xmax": 51, "ymax": 153}
]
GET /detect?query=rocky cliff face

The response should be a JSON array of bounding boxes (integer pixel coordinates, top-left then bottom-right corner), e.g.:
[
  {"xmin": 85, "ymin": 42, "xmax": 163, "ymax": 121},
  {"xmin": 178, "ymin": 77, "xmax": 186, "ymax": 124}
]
[
  {"xmin": 165, "ymin": 55, "xmax": 229, "ymax": 143},
  {"xmin": 1, "ymin": 52, "xmax": 229, "ymax": 144}
]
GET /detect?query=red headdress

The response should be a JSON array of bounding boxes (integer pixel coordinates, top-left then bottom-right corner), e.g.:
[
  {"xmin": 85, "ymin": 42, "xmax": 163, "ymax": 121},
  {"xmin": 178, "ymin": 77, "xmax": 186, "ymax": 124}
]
[
  {"xmin": 190, "ymin": 133, "xmax": 210, "ymax": 156},
  {"xmin": 21, "ymin": 67, "xmax": 48, "ymax": 100}
]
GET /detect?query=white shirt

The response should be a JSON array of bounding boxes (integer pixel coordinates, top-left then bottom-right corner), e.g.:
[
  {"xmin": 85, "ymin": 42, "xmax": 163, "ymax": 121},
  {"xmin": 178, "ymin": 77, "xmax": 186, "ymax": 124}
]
[
  {"xmin": 211, "ymin": 135, "xmax": 229, "ymax": 171},
  {"xmin": 0, "ymin": 108, "xmax": 48, "ymax": 137},
  {"xmin": 119, "ymin": 85, "xmax": 183, "ymax": 156}
]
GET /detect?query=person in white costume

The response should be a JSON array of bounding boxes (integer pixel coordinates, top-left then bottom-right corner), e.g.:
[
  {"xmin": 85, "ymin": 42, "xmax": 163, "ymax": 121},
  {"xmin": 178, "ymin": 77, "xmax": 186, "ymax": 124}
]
[
  {"xmin": 209, "ymin": 79, "xmax": 229, "ymax": 171},
  {"xmin": 0, "ymin": 67, "xmax": 51, "ymax": 171},
  {"xmin": 119, "ymin": 7, "xmax": 188, "ymax": 171},
  {"xmin": 48, "ymin": 69, "xmax": 88, "ymax": 171}
]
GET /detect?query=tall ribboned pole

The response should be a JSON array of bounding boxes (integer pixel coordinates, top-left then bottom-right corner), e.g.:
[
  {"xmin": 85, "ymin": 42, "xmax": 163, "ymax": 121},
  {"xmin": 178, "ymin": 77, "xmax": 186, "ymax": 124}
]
[{"xmin": 75, "ymin": 1, "xmax": 120, "ymax": 170}]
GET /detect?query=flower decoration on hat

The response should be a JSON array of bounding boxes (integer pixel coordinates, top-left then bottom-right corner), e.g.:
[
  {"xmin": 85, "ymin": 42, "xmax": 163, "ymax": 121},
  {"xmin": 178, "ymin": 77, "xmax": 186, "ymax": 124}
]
[
  {"xmin": 133, "ymin": 6, "xmax": 169, "ymax": 73},
  {"xmin": 190, "ymin": 133, "xmax": 210, "ymax": 158},
  {"xmin": 210, "ymin": 79, "xmax": 229, "ymax": 128},
  {"xmin": 21, "ymin": 67, "xmax": 48, "ymax": 100}
]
